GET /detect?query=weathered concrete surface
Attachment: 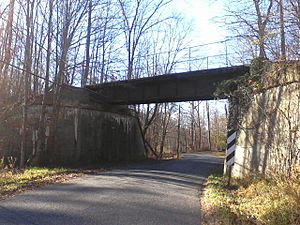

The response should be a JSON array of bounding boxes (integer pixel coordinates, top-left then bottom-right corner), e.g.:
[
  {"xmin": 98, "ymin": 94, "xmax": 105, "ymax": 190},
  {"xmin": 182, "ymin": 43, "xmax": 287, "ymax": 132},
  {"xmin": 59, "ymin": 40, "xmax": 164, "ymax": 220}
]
[
  {"xmin": 232, "ymin": 63, "xmax": 300, "ymax": 177},
  {"xmin": 87, "ymin": 66, "xmax": 249, "ymax": 104},
  {"xmin": 0, "ymin": 153, "xmax": 223, "ymax": 225},
  {"xmin": 27, "ymin": 86, "xmax": 146, "ymax": 165}
]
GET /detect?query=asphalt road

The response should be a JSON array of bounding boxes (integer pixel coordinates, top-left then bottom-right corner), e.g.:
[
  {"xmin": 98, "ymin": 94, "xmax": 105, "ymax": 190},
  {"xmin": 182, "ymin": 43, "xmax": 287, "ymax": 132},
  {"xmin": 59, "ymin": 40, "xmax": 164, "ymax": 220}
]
[{"xmin": 0, "ymin": 153, "xmax": 223, "ymax": 225}]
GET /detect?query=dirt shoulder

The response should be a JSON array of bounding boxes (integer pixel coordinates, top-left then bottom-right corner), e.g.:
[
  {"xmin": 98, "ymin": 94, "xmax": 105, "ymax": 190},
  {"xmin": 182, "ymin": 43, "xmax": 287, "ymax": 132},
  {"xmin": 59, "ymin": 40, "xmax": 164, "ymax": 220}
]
[{"xmin": 0, "ymin": 167, "xmax": 107, "ymax": 201}]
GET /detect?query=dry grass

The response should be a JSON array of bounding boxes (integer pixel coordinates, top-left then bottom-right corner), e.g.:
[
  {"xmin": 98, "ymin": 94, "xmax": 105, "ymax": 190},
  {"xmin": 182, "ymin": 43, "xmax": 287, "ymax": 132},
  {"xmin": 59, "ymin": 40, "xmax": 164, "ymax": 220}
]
[
  {"xmin": 201, "ymin": 170, "xmax": 300, "ymax": 225},
  {"xmin": 0, "ymin": 167, "xmax": 83, "ymax": 200},
  {"xmin": 198, "ymin": 151, "xmax": 226, "ymax": 158}
]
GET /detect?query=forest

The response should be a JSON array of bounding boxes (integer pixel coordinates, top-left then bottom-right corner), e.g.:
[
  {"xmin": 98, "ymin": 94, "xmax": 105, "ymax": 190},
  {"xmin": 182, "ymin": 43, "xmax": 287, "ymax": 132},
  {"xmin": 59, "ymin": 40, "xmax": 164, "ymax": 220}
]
[{"xmin": 0, "ymin": 0, "xmax": 299, "ymax": 168}]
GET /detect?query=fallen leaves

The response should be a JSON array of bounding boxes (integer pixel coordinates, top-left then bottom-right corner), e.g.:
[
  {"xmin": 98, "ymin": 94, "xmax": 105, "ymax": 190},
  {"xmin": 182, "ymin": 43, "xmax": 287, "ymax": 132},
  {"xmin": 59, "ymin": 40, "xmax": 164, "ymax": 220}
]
[{"xmin": 0, "ymin": 167, "xmax": 107, "ymax": 201}]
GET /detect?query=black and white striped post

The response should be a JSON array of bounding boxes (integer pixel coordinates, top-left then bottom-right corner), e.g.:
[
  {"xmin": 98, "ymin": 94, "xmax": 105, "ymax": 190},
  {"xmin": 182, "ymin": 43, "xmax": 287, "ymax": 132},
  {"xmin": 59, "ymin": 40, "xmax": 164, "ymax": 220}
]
[
  {"xmin": 226, "ymin": 130, "xmax": 236, "ymax": 166},
  {"xmin": 226, "ymin": 130, "xmax": 237, "ymax": 186}
]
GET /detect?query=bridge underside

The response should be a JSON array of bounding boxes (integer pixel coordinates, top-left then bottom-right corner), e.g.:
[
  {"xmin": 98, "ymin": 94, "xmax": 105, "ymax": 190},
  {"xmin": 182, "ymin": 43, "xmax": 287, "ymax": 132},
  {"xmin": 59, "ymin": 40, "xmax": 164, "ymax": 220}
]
[{"xmin": 86, "ymin": 66, "xmax": 249, "ymax": 105}]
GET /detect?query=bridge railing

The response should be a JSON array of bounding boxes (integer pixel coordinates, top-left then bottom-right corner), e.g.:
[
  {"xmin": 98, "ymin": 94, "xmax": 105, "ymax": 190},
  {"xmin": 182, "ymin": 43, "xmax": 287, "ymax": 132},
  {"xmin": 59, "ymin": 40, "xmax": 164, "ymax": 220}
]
[
  {"xmin": 173, "ymin": 52, "xmax": 251, "ymax": 73},
  {"xmin": 172, "ymin": 39, "xmax": 252, "ymax": 72},
  {"xmin": 103, "ymin": 38, "xmax": 253, "ymax": 82}
]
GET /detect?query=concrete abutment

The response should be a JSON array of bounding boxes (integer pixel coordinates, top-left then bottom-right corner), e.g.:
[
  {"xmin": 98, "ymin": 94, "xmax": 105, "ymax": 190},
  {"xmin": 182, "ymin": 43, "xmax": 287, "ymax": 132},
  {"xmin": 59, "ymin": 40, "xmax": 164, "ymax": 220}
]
[
  {"xmin": 27, "ymin": 87, "xmax": 146, "ymax": 166},
  {"xmin": 228, "ymin": 61, "xmax": 300, "ymax": 177}
]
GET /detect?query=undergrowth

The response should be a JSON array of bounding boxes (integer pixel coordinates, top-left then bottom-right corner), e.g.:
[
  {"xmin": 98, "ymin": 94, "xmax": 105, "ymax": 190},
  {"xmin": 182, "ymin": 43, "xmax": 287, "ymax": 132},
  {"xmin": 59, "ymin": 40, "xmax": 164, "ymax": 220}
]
[
  {"xmin": 0, "ymin": 167, "xmax": 80, "ymax": 198},
  {"xmin": 201, "ymin": 169, "xmax": 300, "ymax": 225}
]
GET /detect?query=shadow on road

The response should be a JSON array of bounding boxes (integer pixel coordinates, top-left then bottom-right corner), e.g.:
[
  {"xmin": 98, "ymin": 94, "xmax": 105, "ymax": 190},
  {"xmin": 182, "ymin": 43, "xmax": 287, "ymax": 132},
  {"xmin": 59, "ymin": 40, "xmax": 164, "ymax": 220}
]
[{"xmin": 0, "ymin": 153, "xmax": 224, "ymax": 225}]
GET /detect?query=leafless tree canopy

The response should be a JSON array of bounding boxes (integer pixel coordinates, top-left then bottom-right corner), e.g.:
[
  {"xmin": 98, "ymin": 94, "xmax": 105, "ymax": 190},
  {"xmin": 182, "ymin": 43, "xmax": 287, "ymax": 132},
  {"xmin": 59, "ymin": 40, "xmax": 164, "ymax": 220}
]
[{"xmin": 0, "ymin": 0, "xmax": 228, "ymax": 167}]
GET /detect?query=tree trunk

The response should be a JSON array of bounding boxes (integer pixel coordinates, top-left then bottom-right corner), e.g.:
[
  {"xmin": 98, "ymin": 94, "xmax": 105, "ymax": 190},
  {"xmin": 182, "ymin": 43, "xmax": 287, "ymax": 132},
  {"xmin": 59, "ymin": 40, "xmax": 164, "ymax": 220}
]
[
  {"xmin": 20, "ymin": 0, "xmax": 34, "ymax": 168},
  {"xmin": 197, "ymin": 101, "xmax": 202, "ymax": 150},
  {"xmin": 206, "ymin": 101, "xmax": 211, "ymax": 151},
  {"xmin": 82, "ymin": 0, "xmax": 92, "ymax": 86},
  {"xmin": 190, "ymin": 102, "xmax": 195, "ymax": 150},
  {"xmin": 279, "ymin": 0, "xmax": 286, "ymax": 60},
  {"xmin": 176, "ymin": 104, "xmax": 181, "ymax": 159},
  {"xmin": 35, "ymin": 0, "xmax": 53, "ymax": 165}
]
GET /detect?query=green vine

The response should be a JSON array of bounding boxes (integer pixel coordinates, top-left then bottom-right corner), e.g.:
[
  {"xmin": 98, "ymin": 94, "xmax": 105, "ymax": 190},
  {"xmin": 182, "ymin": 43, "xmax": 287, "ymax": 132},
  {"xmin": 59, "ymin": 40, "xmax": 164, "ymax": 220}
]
[{"xmin": 215, "ymin": 57, "xmax": 271, "ymax": 111}]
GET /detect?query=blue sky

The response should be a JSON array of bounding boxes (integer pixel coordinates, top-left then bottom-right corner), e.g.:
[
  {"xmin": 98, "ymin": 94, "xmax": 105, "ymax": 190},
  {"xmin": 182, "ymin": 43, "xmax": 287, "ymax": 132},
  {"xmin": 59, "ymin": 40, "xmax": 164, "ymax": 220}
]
[
  {"xmin": 174, "ymin": 0, "xmax": 227, "ymax": 45},
  {"xmin": 172, "ymin": 0, "xmax": 229, "ymax": 114}
]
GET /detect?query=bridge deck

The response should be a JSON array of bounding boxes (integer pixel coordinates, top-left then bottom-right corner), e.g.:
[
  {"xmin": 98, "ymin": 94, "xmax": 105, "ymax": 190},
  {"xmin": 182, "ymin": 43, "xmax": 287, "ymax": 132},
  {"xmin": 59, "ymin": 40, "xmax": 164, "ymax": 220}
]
[{"xmin": 86, "ymin": 66, "xmax": 250, "ymax": 105}]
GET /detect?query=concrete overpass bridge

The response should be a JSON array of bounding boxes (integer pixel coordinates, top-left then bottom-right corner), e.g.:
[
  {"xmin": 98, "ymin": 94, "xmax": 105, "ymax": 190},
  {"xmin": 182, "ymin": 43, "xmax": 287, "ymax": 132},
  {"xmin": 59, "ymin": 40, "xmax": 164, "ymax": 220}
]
[{"xmin": 86, "ymin": 65, "xmax": 250, "ymax": 105}]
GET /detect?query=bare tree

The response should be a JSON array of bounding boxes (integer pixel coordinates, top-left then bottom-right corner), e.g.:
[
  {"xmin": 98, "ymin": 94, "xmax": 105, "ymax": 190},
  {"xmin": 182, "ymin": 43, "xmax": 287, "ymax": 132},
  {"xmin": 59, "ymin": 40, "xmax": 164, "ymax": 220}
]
[
  {"xmin": 35, "ymin": 0, "xmax": 54, "ymax": 165},
  {"xmin": 20, "ymin": 0, "xmax": 35, "ymax": 168},
  {"xmin": 279, "ymin": 0, "xmax": 286, "ymax": 59},
  {"xmin": 176, "ymin": 104, "xmax": 181, "ymax": 159},
  {"xmin": 0, "ymin": 0, "xmax": 15, "ymax": 97},
  {"xmin": 117, "ymin": 0, "xmax": 172, "ymax": 79},
  {"xmin": 81, "ymin": 0, "xmax": 92, "ymax": 86},
  {"xmin": 224, "ymin": 0, "xmax": 275, "ymax": 59},
  {"xmin": 206, "ymin": 101, "xmax": 212, "ymax": 151}
]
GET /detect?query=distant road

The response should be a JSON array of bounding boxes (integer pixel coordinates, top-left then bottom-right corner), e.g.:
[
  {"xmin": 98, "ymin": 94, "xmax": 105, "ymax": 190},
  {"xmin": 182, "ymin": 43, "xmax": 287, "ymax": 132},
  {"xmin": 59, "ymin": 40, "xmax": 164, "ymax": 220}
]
[{"xmin": 0, "ymin": 153, "xmax": 223, "ymax": 225}]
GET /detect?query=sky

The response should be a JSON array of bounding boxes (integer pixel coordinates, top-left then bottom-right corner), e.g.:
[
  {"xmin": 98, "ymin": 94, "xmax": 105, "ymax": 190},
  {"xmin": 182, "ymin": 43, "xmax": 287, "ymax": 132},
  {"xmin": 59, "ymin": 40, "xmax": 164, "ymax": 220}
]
[
  {"xmin": 173, "ymin": 0, "xmax": 227, "ymax": 45},
  {"xmin": 0, "ymin": 0, "xmax": 228, "ymax": 48},
  {"xmin": 172, "ymin": 0, "xmax": 229, "ymax": 113},
  {"xmin": 166, "ymin": 0, "xmax": 233, "ymax": 72},
  {"xmin": 0, "ymin": 0, "xmax": 229, "ymax": 111}
]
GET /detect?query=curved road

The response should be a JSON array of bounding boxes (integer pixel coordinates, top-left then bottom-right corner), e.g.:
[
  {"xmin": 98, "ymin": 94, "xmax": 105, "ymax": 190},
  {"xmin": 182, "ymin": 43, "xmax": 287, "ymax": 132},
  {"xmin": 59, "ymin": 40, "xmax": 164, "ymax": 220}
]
[{"xmin": 0, "ymin": 153, "xmax": 223, "ymax": 225}]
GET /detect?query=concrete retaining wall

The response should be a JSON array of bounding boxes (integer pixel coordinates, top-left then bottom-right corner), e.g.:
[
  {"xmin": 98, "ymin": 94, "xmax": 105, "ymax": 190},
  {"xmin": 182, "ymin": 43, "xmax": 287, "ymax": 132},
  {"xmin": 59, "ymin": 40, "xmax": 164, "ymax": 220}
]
[
  {"xmin": 232, "ymin": 63, "xmax": 300, "ymax": 177},
  {"xmin": 26, "ymin": 87, "xmax": 146, "ymax": 166}
]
